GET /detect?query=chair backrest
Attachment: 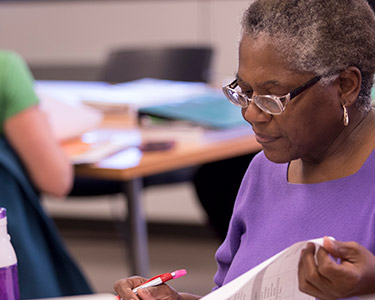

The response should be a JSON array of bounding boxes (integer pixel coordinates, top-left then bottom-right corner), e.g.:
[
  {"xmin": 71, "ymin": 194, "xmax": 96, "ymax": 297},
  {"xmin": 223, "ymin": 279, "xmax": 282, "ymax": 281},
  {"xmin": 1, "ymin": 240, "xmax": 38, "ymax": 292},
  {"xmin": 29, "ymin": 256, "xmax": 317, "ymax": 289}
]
[{"xmin": 100, "ymin": 46, "xmax": 213, "ymax": 83}]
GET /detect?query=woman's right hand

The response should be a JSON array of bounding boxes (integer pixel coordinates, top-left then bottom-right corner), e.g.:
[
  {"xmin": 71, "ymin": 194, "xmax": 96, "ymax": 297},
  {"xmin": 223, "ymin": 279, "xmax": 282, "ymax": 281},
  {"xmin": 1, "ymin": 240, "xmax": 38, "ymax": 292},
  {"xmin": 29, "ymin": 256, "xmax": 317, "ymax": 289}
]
[
  {"xmin": 114, "ymin": 276, "xmax": 183, "ymax": 300},
  {"xmin": 298, "ymin": 237, "xmax": 375, "ymax": 300}
]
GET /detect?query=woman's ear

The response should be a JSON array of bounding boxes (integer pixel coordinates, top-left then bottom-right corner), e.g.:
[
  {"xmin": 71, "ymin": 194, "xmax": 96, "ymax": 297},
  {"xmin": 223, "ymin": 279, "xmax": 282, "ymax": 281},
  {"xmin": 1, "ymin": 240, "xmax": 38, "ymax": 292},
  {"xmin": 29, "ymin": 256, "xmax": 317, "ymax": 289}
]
[{"xmin": 337, "ymin": 66, "xmax": 361, "ymax": 107}]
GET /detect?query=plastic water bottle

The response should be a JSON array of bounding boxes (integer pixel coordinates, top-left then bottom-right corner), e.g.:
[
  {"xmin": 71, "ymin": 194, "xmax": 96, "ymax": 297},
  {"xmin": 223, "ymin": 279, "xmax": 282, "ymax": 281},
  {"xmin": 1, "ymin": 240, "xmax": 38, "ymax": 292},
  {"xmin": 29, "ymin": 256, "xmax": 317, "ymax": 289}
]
[{"xmin": 0, "ymin": 208, "xmax": 20, "ymax": 300}]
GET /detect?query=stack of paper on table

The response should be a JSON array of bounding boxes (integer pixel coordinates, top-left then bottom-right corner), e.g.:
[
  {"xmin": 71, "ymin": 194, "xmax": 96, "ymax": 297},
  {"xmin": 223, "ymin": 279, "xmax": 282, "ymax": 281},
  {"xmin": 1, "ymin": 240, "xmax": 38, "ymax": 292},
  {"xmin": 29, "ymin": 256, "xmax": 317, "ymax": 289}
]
[
  {"xmin": 37, "ymin": 89, "xmax": 103, "ymax": 142},
  {"xmin": 138, "ymin": 90, "xmax": 252, "ymax": 142},
  {"xmin": 62, "ymin": 128, "xmax": 142, "ymax": 165},
  {"xmin": 36, "ymin": 78, "xmax": 253, "ymax": 161},
  {"xmin": 35, "ymin": 78, "xmax": 212, "ymax": 111},
  {"xmin": 140, "ymin": 121, "xmax": 253, "ymax": 143}
]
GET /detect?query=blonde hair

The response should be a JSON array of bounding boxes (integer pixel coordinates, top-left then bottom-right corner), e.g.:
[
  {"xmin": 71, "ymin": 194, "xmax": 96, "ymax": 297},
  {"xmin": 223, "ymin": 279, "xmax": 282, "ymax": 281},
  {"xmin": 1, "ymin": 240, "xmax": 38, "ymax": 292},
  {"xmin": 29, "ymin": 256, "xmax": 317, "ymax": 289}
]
[{"xmin": 242, "ymin": 0, "xmax": 375, "ymax": 112}]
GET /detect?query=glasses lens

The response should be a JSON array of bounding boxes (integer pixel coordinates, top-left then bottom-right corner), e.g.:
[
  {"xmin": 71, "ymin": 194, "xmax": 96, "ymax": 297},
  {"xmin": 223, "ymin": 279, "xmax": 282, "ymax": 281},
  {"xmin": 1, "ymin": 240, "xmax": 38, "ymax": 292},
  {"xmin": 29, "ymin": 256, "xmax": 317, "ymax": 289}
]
[
  {"xmin": 253, "ymin": 96, "xmax": 284, "ymax": 115},
  {"xmin": 222, "ymin": 87, "xmax": 248, "ymax": 108}
]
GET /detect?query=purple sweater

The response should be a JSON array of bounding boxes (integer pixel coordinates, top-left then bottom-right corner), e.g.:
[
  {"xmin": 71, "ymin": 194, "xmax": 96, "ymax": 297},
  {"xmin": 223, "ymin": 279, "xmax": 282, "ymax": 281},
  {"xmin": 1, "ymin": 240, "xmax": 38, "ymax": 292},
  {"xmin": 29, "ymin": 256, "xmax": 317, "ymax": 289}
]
[{"xmin": 214, "ymin": 150, "xmax": 375, "ymax": 288}]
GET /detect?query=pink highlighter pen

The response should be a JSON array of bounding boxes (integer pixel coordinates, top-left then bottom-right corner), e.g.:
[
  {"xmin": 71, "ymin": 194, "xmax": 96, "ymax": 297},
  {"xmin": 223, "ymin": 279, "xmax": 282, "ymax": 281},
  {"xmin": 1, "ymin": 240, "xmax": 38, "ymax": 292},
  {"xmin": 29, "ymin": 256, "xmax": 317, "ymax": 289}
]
[{"xmin": 116, "ymin": 269, "xmax": 187, "ymax": 299}]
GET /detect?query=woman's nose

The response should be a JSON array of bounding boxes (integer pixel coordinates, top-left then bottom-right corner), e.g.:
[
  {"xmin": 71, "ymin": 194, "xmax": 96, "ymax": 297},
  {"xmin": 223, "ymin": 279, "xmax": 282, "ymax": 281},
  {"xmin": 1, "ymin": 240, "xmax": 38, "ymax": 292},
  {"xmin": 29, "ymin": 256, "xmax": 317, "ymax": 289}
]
[{"xmin": 241, "ymin": 101, "xmax": 272, "ymax": 124}]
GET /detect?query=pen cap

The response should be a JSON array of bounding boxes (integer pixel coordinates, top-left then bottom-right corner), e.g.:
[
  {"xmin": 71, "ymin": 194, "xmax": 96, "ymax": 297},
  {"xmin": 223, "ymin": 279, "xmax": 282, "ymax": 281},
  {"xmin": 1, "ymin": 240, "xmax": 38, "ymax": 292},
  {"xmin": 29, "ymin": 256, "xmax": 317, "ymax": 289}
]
[
  {"xmin": 0, "ymin": 207, "xmax": 20, "ymax": 300},
  {"xmin": 172, "ymin": 269, "xmax": 187, "ymax": 279}
]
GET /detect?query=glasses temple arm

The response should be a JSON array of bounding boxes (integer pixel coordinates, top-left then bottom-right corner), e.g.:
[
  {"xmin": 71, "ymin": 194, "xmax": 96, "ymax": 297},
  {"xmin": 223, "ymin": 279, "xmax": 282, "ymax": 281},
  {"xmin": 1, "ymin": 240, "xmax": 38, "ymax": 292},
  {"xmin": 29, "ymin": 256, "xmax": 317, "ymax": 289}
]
[{"xmin": 289, "ymin": 76, "xmax": 322, "ymax": 99}]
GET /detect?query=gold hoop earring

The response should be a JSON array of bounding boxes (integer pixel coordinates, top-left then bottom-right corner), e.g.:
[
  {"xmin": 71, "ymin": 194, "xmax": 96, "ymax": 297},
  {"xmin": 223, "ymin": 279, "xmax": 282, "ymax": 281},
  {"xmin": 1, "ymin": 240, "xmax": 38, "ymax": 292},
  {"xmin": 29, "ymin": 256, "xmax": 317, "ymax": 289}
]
[{"xmin": 343, "ymin": 105, "xmax": 349, "ymax": 126}]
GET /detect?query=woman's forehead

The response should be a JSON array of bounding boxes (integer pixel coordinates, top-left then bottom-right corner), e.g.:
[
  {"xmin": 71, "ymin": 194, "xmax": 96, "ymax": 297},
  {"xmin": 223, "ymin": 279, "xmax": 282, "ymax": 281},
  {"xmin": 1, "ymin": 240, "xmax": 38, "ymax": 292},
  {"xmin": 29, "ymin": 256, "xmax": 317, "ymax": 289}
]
[
  {"xmin": 238, "ymin": 36, "xmax": 314, "ymax": 89},
  {"xmin": 239, "ymin": 37, "xmax": 294, "ymax": 77},
  {"xmin": 239, "ymin": 35, "xmax": 286, "ymax": 65}
]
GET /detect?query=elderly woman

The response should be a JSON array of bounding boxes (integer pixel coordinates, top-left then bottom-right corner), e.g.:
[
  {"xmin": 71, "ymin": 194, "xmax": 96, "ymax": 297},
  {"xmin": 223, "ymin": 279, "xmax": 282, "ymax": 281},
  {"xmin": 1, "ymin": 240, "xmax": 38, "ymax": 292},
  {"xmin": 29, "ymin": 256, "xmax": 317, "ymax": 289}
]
[{"xmin": 114, "ymin": 0, "xmax": 375, "ymax": 299}]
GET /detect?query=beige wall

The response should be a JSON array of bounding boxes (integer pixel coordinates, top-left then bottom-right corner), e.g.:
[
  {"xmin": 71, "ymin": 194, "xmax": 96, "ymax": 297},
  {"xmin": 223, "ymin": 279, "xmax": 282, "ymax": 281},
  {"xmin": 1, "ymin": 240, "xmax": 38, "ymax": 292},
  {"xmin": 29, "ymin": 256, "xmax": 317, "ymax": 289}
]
[{"xmin": 0, "ymin": 0, "xmax": 251, "ymax": 85}]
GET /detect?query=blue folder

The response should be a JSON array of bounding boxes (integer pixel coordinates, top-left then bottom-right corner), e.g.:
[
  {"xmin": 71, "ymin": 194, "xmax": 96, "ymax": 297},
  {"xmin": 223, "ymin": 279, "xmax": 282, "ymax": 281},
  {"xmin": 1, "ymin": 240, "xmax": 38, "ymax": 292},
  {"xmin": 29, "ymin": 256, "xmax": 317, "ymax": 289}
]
[{"xmin": 138, "ymin": 93, "xmax": 248, "ymax": 129}]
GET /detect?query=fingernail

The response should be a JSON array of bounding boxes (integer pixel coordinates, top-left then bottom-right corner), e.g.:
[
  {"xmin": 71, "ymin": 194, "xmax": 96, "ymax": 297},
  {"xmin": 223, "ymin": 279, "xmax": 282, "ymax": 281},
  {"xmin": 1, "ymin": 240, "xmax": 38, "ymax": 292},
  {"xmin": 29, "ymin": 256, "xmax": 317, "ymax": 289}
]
[{"xmin": 326, "ymin": 236, "xmax": 336, "ymax": 249}]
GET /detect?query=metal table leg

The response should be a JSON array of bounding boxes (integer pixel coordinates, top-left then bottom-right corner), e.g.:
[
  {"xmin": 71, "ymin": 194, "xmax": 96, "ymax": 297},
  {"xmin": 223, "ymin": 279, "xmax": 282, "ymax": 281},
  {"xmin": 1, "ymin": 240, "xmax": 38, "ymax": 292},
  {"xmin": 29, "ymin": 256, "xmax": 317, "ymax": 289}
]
[{"xmin": 123, "ymin": 178, "xmax": 149, "ymax": 277}]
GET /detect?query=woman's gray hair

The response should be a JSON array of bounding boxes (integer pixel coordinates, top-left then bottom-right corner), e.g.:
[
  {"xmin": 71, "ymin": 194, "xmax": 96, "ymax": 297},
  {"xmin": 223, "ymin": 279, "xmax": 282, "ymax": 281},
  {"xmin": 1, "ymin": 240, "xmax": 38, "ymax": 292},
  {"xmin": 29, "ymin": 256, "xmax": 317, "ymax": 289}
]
[{"xmin": 241, "ymin": 0, "xmax": 375, "ymax": 112}]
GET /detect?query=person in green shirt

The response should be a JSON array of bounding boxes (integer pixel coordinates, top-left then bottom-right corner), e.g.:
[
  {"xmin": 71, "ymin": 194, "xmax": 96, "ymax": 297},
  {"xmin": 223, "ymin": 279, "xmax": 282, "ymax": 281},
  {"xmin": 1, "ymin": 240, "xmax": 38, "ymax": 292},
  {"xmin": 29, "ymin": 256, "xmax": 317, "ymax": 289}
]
[
  {"xmin": 0, "ymin": 50, "xmax": 92, "ymax": 299},
  {"xmin": 0, "ymin": 50, "xmax": 72, "ymax": 196}
]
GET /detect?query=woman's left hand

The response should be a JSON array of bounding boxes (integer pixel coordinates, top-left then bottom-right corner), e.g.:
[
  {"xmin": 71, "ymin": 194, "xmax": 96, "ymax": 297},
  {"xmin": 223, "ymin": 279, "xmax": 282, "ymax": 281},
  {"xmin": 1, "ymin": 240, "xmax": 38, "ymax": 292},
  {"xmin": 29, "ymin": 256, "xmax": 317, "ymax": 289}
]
[{"xmin": 298, "ymin": 237, "xmax": 375, "ymax": 300}]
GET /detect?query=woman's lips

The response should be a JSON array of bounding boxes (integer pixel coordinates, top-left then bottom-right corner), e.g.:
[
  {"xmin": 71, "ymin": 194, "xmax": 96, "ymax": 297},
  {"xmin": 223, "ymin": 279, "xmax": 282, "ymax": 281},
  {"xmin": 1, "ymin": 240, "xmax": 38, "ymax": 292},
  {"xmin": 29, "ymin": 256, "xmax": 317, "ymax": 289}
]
[{"xmin": 254, "ymin": 132, "xmax": 280, "ymax": 144}]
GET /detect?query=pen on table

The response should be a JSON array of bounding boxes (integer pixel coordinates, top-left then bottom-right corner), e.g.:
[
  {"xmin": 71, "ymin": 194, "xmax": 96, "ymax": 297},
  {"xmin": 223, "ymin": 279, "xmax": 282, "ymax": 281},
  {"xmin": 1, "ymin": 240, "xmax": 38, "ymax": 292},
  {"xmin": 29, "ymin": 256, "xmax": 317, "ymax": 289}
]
[{"xmin": 116, "ymin": 269, "xmax": 187, "ymax": 299}]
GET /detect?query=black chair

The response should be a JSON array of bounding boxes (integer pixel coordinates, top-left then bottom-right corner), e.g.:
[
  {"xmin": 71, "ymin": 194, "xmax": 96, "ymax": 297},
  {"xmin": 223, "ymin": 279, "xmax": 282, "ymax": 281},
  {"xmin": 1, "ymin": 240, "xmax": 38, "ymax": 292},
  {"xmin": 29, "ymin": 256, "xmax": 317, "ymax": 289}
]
[{"xmin": 100, "ymin": 46, "xmax": 213, "ymax": 83}]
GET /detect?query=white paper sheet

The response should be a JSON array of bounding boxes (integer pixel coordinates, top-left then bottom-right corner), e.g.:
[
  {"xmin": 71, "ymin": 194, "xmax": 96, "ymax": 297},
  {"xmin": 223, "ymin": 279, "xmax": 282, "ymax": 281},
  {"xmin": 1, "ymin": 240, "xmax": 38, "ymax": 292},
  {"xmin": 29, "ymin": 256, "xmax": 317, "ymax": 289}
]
[
  {"xmin": 35, "ymin": 78, "xmax": 211, "ymax": 110},
  {"xmin": 70, "ymin": 129, "xmax": 142, "ymax": 165},
  {"xmin": 201, "ymin": 237, "xmax": 375, "ymax": 300},
  {"xmin": 38, "ymin": 89, "xmax": 103, "ymax": 142}
]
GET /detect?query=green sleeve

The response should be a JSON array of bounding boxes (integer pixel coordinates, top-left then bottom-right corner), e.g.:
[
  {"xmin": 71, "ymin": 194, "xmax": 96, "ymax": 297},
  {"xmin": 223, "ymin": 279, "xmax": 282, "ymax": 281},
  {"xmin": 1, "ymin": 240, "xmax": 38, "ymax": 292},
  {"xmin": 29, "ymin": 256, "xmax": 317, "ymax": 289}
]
[{"xmin": 0, "ymin": 51, "xmax": 39, "ymax": 133}]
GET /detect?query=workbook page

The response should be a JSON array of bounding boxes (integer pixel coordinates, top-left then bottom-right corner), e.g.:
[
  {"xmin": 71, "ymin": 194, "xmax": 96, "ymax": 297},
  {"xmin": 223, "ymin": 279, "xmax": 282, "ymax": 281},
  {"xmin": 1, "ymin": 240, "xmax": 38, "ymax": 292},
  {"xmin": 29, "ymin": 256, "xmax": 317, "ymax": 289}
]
[{"xmin": 202, "ymin": 238, "xmax": 322, "ymax": 300}]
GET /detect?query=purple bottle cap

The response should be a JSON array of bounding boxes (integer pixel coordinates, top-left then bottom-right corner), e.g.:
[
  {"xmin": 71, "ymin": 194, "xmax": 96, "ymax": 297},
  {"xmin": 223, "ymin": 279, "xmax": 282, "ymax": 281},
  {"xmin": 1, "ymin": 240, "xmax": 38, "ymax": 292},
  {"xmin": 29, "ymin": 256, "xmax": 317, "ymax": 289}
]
[{"xmin": 0, "ymin": 207, "xmax": 6, "ymax": 219}]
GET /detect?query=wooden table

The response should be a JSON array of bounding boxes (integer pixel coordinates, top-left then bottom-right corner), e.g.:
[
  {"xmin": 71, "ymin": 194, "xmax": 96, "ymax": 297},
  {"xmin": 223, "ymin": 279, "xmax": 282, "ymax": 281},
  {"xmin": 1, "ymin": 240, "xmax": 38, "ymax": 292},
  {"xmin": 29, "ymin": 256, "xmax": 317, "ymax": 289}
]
[{"xmin": 62, "ymin": 112, "xmax": 261, "ymax": 276}]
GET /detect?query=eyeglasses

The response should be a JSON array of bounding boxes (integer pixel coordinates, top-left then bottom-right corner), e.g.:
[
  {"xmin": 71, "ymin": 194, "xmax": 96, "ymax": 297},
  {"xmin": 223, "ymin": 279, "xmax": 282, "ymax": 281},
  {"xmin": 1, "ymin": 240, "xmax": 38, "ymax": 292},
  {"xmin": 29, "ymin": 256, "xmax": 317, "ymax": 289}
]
[{"xmin": 222, "ymin": 75, "xmax": 322, "ymax": 115}]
